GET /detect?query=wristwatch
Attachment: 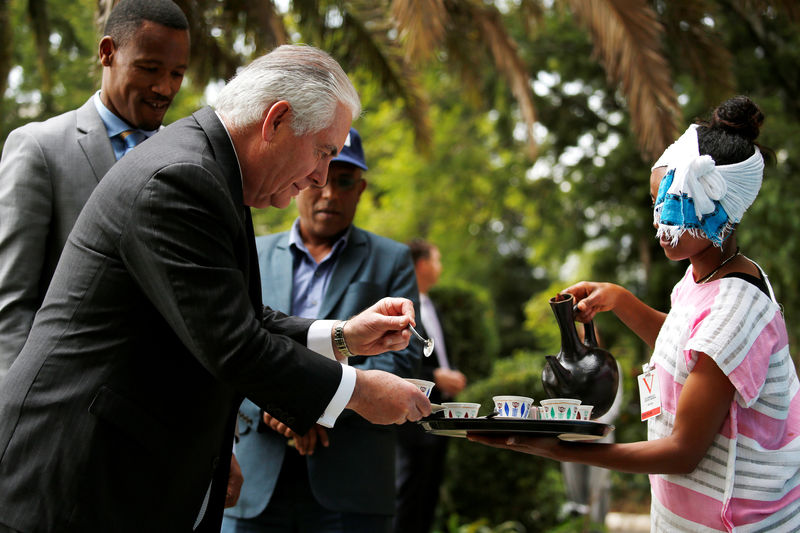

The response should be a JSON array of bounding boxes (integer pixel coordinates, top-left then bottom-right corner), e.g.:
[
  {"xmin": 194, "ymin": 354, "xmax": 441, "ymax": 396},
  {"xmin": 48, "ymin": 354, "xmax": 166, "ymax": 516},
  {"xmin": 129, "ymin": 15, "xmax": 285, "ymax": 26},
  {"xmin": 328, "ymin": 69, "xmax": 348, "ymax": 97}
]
[{"xmin": 334, "ymin": 321, "xmax": 354, "ymax": 358}]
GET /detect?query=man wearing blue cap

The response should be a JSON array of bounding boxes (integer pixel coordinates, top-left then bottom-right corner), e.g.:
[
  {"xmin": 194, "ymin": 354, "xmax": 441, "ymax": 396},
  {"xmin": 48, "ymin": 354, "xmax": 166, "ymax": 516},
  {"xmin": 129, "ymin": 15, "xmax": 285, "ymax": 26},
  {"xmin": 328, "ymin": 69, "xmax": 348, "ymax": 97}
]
[{"xmin": 223, "ymin": 128, "xmax": 421, "ymax": 533}]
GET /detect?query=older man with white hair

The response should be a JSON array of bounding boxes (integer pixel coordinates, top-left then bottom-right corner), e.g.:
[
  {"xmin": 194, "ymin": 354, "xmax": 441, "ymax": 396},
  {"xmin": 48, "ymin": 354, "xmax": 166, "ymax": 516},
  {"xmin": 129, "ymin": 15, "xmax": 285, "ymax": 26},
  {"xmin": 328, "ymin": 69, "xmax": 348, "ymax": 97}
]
[{"xmin": 0, "ymin": 45, "xmax": 430, "ymax": 533}]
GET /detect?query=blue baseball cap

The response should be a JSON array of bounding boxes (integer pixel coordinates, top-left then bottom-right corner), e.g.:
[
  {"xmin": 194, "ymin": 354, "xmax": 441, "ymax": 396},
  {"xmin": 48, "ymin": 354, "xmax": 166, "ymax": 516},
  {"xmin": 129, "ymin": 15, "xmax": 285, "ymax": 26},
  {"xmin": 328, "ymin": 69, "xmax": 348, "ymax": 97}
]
[{"xmin": 332, "ymin": 127, "xmax": 368, "ymax": 171}]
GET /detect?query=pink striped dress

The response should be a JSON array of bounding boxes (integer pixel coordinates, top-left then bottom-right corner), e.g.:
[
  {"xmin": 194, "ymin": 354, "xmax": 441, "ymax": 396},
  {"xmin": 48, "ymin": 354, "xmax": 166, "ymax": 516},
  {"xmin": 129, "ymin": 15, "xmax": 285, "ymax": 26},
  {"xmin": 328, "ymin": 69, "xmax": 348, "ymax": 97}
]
[{"xmin": 648, "ymin": 266, "xmax": 800, "ymax": 532}]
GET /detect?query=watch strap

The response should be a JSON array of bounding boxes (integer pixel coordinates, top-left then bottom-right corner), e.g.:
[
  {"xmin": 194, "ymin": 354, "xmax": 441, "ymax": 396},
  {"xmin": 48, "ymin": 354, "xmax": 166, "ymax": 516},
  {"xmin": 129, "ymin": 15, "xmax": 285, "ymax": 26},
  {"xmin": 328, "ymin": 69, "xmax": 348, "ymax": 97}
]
[{"xmin": 334, "ymin": 321, "xmax": 354, "ymax": 358}]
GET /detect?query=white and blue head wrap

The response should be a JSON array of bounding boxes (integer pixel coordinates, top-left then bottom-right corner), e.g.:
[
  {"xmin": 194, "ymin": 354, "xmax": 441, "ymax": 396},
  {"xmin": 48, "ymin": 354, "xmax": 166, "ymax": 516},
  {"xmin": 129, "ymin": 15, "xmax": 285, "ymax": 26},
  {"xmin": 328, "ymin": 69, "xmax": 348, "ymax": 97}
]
[{"xmin": 652, "ymin": 124, "xmax": 764, "ymax": 247}]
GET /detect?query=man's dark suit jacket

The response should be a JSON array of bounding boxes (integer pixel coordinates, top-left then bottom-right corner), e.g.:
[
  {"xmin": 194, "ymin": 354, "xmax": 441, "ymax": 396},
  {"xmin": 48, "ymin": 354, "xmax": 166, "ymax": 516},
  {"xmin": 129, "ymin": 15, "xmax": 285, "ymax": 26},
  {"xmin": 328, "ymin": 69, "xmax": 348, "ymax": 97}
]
[
  {"xmin": 0, "ymin": 107, "xmax": 344, "ymax": 533},
  {"xmin": 226, "ymin": 228, "xmax": 420, "ymax": 521}
]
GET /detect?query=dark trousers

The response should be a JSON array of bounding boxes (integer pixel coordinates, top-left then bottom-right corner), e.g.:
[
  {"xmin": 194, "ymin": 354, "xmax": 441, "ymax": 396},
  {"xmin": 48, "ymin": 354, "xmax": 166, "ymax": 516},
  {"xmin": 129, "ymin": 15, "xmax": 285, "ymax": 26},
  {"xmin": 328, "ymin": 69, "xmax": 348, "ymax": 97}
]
[
  {"xmin": 393, "ymin": 437, "xmax": 447, "ymax": 533},
  {"xmin": 222, "ymin": 449, "xmax": 391, "ymax": 533}
]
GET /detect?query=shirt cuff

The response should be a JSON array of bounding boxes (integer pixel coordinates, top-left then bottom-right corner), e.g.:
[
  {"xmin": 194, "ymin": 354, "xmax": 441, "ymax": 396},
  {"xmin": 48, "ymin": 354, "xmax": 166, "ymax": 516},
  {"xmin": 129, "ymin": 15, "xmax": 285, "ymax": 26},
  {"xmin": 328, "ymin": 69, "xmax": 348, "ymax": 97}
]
[
  {"xmin": 316, "ymin": 364, "xmax": 356, "ymax": 428},
  {"xmin": 307, "ymin": 319, "xmax": 348, "ymax": 363},
  {"xmin": 308, "ymin": 320, "xmax": 354, "ymax": 427}
]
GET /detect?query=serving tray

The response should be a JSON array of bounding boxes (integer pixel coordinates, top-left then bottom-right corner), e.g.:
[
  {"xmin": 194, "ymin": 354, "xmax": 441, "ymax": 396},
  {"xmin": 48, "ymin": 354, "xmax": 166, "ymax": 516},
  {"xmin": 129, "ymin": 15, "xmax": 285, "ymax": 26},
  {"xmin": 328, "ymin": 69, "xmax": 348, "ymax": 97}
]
[{"xmin": 418, "ymin": 417, "xmax": 614, "ymax": 442}]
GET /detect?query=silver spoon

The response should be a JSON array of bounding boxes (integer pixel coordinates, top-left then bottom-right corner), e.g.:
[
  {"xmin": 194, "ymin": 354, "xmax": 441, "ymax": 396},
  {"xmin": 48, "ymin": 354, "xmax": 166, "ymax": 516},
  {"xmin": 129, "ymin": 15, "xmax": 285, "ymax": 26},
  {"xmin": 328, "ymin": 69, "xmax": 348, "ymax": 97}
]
[{"xmin": 408, "ymin": 324, "xmax": 434, "ymax": 357}]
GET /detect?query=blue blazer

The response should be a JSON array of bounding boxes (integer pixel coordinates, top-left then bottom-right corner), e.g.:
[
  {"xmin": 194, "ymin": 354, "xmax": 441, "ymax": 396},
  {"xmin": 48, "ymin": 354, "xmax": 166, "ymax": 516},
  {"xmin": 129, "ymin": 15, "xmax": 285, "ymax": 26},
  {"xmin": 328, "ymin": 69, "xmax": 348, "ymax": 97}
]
[{"xmin": 226, "ymin": 227, "xmax": 421, "ymax": 518}]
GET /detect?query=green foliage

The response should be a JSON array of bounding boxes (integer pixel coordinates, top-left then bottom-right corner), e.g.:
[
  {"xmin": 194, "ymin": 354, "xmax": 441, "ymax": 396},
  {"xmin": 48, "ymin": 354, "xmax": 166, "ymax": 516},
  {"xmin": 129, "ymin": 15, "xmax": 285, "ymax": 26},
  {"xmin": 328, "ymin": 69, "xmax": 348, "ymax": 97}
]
[
  {"xmin": 1, "ymin": 0, "xmax": 97, "ymax": 140},
  {"xmin": 253, "ymin": 64, "xmax": 547, "ymax": 358},
  {"xmin": 439, "ymin": 352, "xmax": 565, "ymax": 532},
  {"xmin": 431, "ymin": 282, "xmax": 500, "ymax": 380},
  {"xmin": 442, "ymin": 517, "xmax": 526, "ymax": 533},
  {"xmin": 5, "ymin": 0, "xmax": 800, "ymax": 524}
]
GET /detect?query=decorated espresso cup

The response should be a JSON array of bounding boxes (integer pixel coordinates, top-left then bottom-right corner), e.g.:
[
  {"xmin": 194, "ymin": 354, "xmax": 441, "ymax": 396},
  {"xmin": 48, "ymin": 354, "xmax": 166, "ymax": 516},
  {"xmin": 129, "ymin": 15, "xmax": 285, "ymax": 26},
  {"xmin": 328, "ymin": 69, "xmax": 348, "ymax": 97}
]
[
  {"xmin": 493, "ymin": 395, "xmax": 534, "ymax": 419},
  {"xmin": 405, "ymin": 378, "xmax": 435, "ymax": 398},
  {"xmin": 576, "ymin": 404, "xmax": 594, "ymax": 421},
  {"xmin": 442, "ymin": 402, "xmax": 481, "ymax": 418},
  {"xmin": 540, "ymin": 398, "xmax": 581, "ymax": 420}
]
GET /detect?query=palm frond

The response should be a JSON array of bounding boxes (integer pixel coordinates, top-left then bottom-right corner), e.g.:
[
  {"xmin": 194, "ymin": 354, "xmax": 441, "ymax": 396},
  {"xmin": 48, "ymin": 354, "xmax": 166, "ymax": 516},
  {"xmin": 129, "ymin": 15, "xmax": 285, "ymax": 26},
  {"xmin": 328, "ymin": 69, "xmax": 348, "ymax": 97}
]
[
  {"xmin": 292, "ymin": 0, "xmax": 329, "ymax": 44},
  {"xmin": 244, "ymin": 0, "xmax": 288, "ymax": 51},
  {"xmin": 438, "ymin": 12, "xmax": 485, "ymax": 111},
  {"xmin": 285, "ymin": 0, "xmax": 431, "ymax": 150},
  {"xmin": 568, "ymin": 0, "xmax": 681, "ymax": 161},
  {"xmin": 452, "ymin": 0, "xmax": 538, "ymax": 158},
  {"xmin": 742, "ymin": 0, "xmax": 800, "ymax": 22},
  {"xmin": 333, "ymin": 2, "xmax": 432, "ymax": 152},
  {"xmin": 177, "ymin": 0, "xmax": 248, "ymax": 85},
  {"xmin": 660, "ymin": 0, "xmax": 734, "ymax": 107},
  {"xmin": 390, "ymin": 0, "xmax": 448, "ymax": 62},
  {"xmin": 518, "ymin": 0, "xmax": 547, "ymax": 35}
]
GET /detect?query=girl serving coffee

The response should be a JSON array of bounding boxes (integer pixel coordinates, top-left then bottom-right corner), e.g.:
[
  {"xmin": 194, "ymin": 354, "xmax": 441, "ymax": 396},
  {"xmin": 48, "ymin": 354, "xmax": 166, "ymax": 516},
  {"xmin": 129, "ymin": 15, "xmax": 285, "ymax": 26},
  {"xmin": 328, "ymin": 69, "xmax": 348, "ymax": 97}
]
[{"xmin": 469, "ymin": 95, "xmax": 800, "ymax": 532}]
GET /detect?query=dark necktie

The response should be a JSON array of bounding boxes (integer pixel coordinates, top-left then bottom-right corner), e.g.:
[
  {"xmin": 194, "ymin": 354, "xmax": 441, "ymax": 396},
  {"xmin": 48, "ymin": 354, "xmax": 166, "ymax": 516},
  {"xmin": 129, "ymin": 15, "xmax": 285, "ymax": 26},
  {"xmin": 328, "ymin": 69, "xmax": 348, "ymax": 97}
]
[{"xmin": 243, "ymin": 206, "xmax": 263, "ymax": 320}]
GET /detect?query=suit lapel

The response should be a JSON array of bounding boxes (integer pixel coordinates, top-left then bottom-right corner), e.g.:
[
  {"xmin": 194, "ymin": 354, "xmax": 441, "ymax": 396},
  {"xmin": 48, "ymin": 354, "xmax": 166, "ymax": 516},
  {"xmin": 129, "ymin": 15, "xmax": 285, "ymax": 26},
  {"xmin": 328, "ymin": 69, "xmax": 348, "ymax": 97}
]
[
  {"xmin": 193, "ymin": 106, "xmax": 243, "ymax": 206},
  {"xmin": 192, "ymin": 107, "xmax": 262, "ymax": 316},
  {"xmin": 318, "ymin": 227, "xmax": 368, "ymax": 318},
  {"xmin": 242, "ymin": 208, "xmax": 263, "ymax": 316},
  {"xmin": 75, "ymin": 99, "xmax": 116, "ymax": 183},
  {"xmin": 262, "ymin": 238, "xmax": 293, "ymax": 312}
]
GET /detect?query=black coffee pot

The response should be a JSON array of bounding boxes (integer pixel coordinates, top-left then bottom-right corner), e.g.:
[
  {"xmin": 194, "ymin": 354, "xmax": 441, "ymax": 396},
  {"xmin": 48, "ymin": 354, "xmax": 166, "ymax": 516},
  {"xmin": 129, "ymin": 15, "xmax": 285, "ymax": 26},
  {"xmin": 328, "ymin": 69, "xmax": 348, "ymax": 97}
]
[{"xmin": 541, "ymin": 293, "xmax": 619, "ymax": 418}]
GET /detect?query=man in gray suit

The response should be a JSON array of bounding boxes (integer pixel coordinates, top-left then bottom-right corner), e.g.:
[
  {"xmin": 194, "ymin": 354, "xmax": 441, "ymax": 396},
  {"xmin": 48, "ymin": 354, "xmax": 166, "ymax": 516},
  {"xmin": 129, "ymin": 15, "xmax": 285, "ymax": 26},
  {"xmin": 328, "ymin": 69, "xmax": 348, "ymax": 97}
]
[
  {"xmin": 0, "ymin": 0, "xmax": 190, "ymax": 378},
  {"xmin": 0, "ymin": 45, "xmax": 430, "ymax": 533},
  {"xmin": 223, "ymin": 128, "xmax": 420, "ymax": 533}
]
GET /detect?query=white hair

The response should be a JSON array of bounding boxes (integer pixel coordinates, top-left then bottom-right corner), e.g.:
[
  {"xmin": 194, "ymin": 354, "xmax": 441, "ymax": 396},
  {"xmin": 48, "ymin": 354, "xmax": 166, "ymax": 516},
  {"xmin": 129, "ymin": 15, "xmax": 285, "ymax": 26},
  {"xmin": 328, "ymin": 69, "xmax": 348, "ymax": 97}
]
[{"xmin": 214, "ymin": 44, "xmax": 361, "ymax": 135}]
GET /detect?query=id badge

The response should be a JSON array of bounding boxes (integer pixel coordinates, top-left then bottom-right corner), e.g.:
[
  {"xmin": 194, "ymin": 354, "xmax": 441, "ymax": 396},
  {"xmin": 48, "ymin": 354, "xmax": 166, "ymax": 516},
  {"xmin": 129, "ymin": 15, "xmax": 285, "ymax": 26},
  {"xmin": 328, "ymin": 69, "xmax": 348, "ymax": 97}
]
[{"xmin": 638, "ymin": 363, "xmax": 661, "ymax": 421}]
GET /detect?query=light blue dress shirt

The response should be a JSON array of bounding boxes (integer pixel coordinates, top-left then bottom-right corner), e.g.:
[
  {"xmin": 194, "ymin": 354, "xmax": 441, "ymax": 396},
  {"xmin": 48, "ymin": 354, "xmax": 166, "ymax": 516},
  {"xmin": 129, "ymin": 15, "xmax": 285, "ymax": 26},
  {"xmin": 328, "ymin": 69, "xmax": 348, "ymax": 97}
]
[
  {"xmin": 92, "ymin": 91, "xmax": 157, "ymax": 160},
  {"xmin": 288, "ymin": 218, "xmax": 351, "ymax": 319}
]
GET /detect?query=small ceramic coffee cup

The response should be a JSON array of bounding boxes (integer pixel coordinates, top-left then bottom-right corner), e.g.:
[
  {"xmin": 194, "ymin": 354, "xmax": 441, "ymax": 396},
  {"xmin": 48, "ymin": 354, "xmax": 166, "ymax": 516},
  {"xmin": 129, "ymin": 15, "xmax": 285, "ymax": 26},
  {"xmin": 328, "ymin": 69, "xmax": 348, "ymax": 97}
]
[
  {"xmin": 540, "ymin": 398, "xmax": 581, "ymax": 420},
  {"xmin": 493, "ymin": 395, "xmax": 534, "ymax": 419},
  {"xmin": 442, "ymin": 402, "xmax": 481, "ymax": 418},
  {"xmin": 405, "ymin": 378, "xmax": 435, "ymax": 398},
  {"xmin": 576, "ymin": 404, "xmax": 594, "ymax": 421}
]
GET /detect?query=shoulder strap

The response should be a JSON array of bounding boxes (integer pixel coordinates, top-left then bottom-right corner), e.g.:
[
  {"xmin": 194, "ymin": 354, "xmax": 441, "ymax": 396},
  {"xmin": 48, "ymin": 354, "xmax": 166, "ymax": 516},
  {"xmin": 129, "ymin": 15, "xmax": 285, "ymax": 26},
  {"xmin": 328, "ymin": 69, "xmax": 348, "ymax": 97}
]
[{"xmin": 748, "ymin": 259, "xmax": 779, "ymax": 305}]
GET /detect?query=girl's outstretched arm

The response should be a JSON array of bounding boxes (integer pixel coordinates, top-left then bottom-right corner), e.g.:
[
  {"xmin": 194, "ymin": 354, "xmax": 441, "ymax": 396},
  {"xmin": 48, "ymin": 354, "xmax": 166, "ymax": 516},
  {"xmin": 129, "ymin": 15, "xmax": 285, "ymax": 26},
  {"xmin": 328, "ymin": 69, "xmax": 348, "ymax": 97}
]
[
  {"xmin": 563, "ymin": 282, "xmax": 666, "ymax": 348},
  {"xmin": 469, "ymin": 353, "xmax": 734, "ymax": 475}
]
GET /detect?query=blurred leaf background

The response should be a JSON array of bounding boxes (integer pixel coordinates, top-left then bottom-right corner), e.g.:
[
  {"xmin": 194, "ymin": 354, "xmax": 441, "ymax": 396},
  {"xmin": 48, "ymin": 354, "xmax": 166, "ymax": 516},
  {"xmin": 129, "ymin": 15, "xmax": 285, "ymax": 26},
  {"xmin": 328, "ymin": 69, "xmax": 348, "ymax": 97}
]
[{"xmin": 3, "ymin": 1, "xmax": 800, "ymax": 531}]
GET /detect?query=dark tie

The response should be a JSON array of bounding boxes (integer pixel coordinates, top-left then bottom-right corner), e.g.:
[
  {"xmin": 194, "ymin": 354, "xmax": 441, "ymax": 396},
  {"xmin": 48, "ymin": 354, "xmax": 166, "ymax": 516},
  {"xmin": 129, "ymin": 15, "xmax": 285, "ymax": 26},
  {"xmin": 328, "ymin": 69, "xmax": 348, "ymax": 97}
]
[{"xmin": 243, "ymin": 206, "xmax": 263, "ymax": 320}]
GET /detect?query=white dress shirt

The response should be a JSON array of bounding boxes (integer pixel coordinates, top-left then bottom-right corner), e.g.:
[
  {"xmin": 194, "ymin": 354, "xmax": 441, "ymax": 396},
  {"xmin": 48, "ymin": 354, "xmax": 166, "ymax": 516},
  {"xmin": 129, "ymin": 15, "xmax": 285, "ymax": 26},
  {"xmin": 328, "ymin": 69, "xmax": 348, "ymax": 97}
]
[{"xmin": 420, "ymin": 293, "xmax": 449, "ymax": 370}]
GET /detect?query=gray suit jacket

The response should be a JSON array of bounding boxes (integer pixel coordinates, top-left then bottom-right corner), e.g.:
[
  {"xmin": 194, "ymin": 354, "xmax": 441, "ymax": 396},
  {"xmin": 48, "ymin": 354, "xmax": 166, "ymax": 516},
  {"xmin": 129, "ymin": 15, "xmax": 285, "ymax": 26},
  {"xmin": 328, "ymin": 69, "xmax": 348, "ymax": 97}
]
[
  {"xmin": 0, "ymin": 107, "xmax": 345, "ymax": 533},
  {"xmin": 0, "ymin": 97, "xmax": 117, "ymax": 379},
  {"xmin": 225, "ymin": 228, "xmax": 420, "ymax": 519}
]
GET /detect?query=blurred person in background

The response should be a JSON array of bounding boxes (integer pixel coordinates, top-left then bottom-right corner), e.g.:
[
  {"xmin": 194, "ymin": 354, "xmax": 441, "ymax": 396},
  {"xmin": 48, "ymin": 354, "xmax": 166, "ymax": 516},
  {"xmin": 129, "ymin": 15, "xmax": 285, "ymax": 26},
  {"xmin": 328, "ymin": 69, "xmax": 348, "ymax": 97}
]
[{"xmin": 394, "ymin": 239, "xmax": 468, "ymax": 533}]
